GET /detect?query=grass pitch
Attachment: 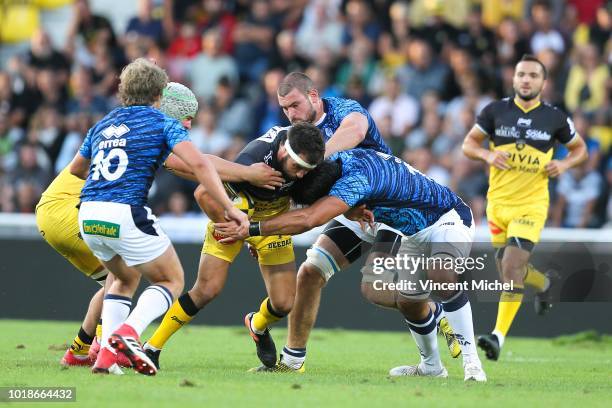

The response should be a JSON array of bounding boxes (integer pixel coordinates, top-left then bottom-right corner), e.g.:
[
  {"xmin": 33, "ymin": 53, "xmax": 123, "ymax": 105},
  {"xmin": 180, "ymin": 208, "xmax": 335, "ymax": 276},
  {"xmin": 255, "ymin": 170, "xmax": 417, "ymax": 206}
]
[{"xmin": 1, "ymin": 320, "xmax": 610, "ymax": 407}]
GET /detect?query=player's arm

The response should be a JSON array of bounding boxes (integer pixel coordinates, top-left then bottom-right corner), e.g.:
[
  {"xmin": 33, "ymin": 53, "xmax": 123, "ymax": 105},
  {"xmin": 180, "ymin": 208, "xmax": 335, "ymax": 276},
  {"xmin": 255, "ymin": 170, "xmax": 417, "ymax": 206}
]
[
  {"xmin": 69, "ymin": 153, "xmax": 90, "ymax": 180},
  {"xmin": 462, "ymin": 126, "xmax": 510, "ymax": 170},
  {"xmin": 324, "ymin": 112, "xmax": 369, "ymax": 158},
  {"xmin": 171, "ymin": 140, "xmax": 248, "ymax": 233},
  {"xmin": 164, "ymin": 153, "xmax": 283, "ymax": 189},
  {"xmin": 215, "ymin": 196, "xmax": 350, "ymax": 240},
  {"xmin": 545, "ymin": 135, "xmax": 588, "ymax": 178},
  {"xmin": 70, "ymin": 129, "xmax": 93, "ymax": 179}
]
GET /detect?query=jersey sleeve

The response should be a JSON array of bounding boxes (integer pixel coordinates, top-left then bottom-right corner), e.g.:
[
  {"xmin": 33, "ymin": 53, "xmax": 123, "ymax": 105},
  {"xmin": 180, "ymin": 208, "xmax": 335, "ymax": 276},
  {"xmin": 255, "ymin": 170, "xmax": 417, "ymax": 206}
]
[
  {"xmin": 554, "ymin": 110, "xmax": 577, "ymax": 144},
  {"xmin": 475, "ymin": 102, "xmax": 496, "ymax": 137},
  {"xmin": 333, "ymin": 98, "xmax": 367, "ymax": 124},
  {"xmin": 79, "ymin": 128, "xmax": 93, "ymax": 159},
  {"xmin": 164, "ymin": 118, "xmax": 190, "ymax": 150},
  {"xmin": 234, "ymin": 140, "xmax": 273, "ymax": 166},
  {"xmin": 328, "ymin": 173, "xmax": 371, "ymax": 207},
  {"xmin": 234, "ymin": 127, "xmax": 283, "ymax": 165}
]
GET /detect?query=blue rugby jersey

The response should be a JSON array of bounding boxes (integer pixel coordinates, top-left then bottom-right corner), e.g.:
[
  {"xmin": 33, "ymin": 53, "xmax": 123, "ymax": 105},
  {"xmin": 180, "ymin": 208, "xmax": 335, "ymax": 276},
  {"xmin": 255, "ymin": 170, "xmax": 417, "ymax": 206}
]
[
  {"xmin": 79, "ymin": 106, "xmax": 189, "ymax": 206},
  {"xmin": 318, "ymin": 97, "xmax": 391, "ymax": 154},
  {"xmin": 329, "ymin": 149, "xmax": 469, "ymax": 235}
]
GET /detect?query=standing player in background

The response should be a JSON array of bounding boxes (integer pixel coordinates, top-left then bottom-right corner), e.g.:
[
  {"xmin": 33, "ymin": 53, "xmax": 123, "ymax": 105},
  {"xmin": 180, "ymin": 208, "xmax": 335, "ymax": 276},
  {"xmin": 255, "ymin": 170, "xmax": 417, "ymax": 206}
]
[
  {"xmin": 248, "ymin": 72, "xmax": 460, "ymax": 371},
  {"xmin": 36, "ymin": 81, "xmax": 281, "ymax": 368},
  {"xmin": 462, "ymin": 55, "xmax": 587, "ymax": 361},
  {"xmin": 70, "ymin": 58, "xmax": 249, "ymax": 376}
]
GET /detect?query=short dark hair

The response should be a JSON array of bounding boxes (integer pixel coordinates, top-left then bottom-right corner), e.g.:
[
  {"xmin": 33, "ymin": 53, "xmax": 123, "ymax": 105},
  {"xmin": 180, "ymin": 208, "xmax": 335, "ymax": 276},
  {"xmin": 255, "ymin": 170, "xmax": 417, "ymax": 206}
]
[
  {"xmin": 291, "ymin": 159, "xmax": 342, "ymax": 205},
  {"xmin": 518, "ymin": 54, "xmax": 548, "ymax": 79},
  {"xmin": 277, "ymin": 72, "xmax": 315, "ymax": 97},
  {"xmin": 286, "ymin": 121, "xmax": 325, "ymax": 166}
]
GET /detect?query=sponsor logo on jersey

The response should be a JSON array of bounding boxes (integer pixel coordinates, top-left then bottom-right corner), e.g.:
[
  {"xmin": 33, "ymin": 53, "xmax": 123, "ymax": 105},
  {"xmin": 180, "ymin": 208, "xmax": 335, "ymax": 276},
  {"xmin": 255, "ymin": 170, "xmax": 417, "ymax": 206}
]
[
  {"xmin": 101, "ymin": 124, "xmax": 130, "ymax": 139},
  {"xmin": 517, "ymin": 117, "xmax": 532, "ymax": 127},
  {"xmin": 525, "ymin": 129, "xmax": 551, "ymax": 141},
  {"xmin": 82, "ymin": 220, "xmax": 120, "ymax": 238},
  {"xmin": 495, "ymin": 125, "xmax": 521, "ymax": 138},
  {"xmin": 98, "ymin": 138, "xmax": 127, "ymax": 150}
]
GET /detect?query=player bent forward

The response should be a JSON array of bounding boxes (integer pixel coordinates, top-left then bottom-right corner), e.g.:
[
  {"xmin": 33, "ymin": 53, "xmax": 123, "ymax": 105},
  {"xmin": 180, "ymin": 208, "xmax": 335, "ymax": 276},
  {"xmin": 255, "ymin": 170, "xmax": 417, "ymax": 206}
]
[{"xmin": 216, "ymin": 150, "xmax": 487, "ymax": 381}]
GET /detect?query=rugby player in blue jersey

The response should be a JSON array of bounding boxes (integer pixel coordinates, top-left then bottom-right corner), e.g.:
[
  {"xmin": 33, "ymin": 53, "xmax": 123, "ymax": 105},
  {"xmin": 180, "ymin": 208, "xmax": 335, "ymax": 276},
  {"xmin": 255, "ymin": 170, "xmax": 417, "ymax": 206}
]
[
  {"xmin": 69, "ymin": 58, "xmax": 249, "ymax": 376},
  {"xmin": 216, "ymin": 149, "xmax": 487, "ymax": 381},
  {"xmin": 255, "ymin": 72, "xmax": 460, "ymax": 371}
]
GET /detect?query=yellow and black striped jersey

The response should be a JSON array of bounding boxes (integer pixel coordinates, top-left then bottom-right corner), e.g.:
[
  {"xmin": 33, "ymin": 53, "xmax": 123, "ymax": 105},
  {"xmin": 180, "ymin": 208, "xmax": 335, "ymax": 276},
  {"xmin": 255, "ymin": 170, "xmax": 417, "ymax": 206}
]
[{"xmin": 476, "ymin": 97, "xmax": 577, "ymax": 206}]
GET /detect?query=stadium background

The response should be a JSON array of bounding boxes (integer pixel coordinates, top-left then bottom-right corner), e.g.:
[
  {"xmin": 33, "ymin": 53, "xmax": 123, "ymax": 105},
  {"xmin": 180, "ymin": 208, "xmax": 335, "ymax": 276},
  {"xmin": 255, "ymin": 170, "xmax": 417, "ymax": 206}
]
[{"xmin": 0, "ymin": 0, "xmax": 610, "ymax": 331}]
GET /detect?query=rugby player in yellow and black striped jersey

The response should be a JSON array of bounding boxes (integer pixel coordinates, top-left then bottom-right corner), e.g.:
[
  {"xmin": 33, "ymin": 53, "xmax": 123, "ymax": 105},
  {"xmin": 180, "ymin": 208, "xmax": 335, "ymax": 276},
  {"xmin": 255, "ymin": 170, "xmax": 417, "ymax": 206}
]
[
  {"xmin": 144, "ymin": 123, "xmax": 325, "ymax": 370},
  {"xmin": 462, "ymin": 55, "xmax": 587, "ymax": 361}
]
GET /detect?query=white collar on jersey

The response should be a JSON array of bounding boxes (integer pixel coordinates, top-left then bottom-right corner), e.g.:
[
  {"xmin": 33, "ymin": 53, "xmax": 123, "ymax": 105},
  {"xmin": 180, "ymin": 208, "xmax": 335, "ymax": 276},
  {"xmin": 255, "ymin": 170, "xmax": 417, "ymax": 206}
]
[{"xmin": 313, "ymin": 112, "xmax": 326, "ymax": 126}]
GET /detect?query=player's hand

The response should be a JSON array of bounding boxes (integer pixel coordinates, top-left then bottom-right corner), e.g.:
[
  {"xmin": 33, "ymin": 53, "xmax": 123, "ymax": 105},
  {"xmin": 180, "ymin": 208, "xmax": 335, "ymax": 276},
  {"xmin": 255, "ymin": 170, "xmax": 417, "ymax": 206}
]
[
  {"xmin": 246, "ymin": 243, "xmax": 258, "ymax": 259},
  {"xmin": 486, "ymin": 150, "xmax": 511, "ymax": 170},
  {"xmin": 344, "ymin": 204, "xmax": 375, "ymax": 230},
  {"xmin": 247, "ymin": 163, "xmax": 284, "ymax": 190},
  {"xmin": 215, "ymin": 219, "xmax": 249, "ymax": 242},
  {"xmin": 544, "ymin": 160, "xmax": 567, "ymax": 178},
  {"xmin": 224, "ymin": 207, "xmax": 249, "ymax": 238}
]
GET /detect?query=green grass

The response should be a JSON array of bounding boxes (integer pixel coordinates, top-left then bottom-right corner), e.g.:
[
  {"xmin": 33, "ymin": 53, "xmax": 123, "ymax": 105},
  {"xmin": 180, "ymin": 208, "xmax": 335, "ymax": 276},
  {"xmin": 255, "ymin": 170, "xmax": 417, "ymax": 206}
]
[{"xmin": 1, "ymin": 320, "xmax": 610, "ymax": 407}]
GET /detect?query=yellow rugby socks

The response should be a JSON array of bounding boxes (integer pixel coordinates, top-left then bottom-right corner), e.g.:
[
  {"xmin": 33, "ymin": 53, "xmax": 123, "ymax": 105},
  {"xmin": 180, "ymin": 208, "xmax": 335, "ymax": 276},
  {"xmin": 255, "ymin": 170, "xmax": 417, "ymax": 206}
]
[
  {"xmin": 96, "ymin": 322, "xmax": 102, "ymax": 339},
  {"xmin": 524, "ymin": 264, "xmax": 550, "ymax": 292},
  {"xmin": 493, "ymin": 287, "xmax": 524, "ymax": 347},
  {"xmin": 147, "ymin": 293, "xmax": 200, "ymax": 350},
  {"xmin": 251, "ymin": 297, "xmax": 285, "ymax": 334},
  {"xmin": 70, "ymin": 327, "xmax": 94, "ymax": 356}
]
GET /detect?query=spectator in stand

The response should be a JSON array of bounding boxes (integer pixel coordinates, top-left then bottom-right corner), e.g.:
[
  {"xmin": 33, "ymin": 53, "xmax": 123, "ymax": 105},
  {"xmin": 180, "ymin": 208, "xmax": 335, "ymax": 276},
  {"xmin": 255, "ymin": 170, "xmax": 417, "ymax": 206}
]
[
  {"xmin": 396, "ymin": 39, "xmax": 449, "ymax": 101},
  {"xmin": 496, "ymin": 18, "xmax": 531, "ymax": 66},
  {"xmin": 198, "ymin": 0, "xmax": 237, "ymax": 55},
  {"xmin": 8, "ymin": 143, "xmax": 51, "ymax": 193},
  {"xmin": 188, "ymin": 105, "xmax": 232, "ymax": 155},
  {"xmin": 405, "ymin": 146, "xmax": 451, "ymax": 187},
  {"xmin": 369, "ymin": 74, "xmax": 418, "ymax": 140},
  {"xmin": 295, "ymin": 0, "xmax": 343, "ymax": 60},
  {"xmin": 25, "ymin": 30, "xmax": 71, "ymax": 86},
  {"xmin": 269, "ymin": 30, "xmax": 309, "ymax": 73},
  {"xmin": 377, "ymin": 1, "xmax": 413, "ymax": 72},
  {"xmin": 335, "ymin": 38, "xmax": 377, "ymax": 95},
  {"xmin": 233, "ymin": 0, "xmax": 279, "ymax": 82},
  {"xmin": 66, "ymin": 66, "xmax": 109, "ymax": 116},
  {"xmin": 253, "ymin": 68, "xmax": 289, "ymax": 137},
  {"xmin": 552, "ymin": 161, "xmax": 603, "ymax": 228},
  {"xmin": 211, "ymin": 77, "xmax": 253, "ymax": 138},
  {"xmin": 341, "ymin": 0, "xmax": 381, "ymax": 55},
  {"xmin": 187, "ymin": 28, "xmax": 239, "ymax": 102},
  {"xmin": 530, "ymin": 0, "xmax": 566, "ymax": 54},
  {"xmin": 564, "ymin": 43, "xmax": 610, "ymax": 114},
  {"xmin": 304, "ymin": 65, "xmax": 342, "ymax": 98},
  {"xmin": 125, "ymin": 0, "xmax": 165, "ymax": 46},
  {"xmin": 65, "ymin": 0, "xmax": 123, "ymax": 68},
  {"xmin": 555, "ymin": 112, "xmax": 602, "ymax": 172}
]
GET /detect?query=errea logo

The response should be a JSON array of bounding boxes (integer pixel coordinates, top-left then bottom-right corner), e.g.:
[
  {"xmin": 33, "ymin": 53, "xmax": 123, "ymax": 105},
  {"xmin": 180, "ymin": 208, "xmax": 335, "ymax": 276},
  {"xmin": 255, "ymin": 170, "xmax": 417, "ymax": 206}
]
[{"xmin": 102, "ymin": 124, "xmax": 130, "ymax": 139}]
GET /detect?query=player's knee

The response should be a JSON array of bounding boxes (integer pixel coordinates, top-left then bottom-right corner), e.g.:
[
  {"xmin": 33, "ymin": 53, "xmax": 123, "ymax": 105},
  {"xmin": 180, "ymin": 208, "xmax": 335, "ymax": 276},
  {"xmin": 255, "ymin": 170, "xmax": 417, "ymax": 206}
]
[
  {"xmin": 297, "ymin": 263, "xmax": 327, "ymax": 288},
  {"xmin": 501, "ymin": 258, "xmax": 526, "ymax": 282},
  {"xmin": 269, "ymin": 297, "xmax": 293, "ymax": 316},
  {"xmin": 302, "ymin": 247, "xmax": 339, "ymax": 285},
  {"xmin": 190, "ymin": 279, "xmax": 223, "ymax": 305}
]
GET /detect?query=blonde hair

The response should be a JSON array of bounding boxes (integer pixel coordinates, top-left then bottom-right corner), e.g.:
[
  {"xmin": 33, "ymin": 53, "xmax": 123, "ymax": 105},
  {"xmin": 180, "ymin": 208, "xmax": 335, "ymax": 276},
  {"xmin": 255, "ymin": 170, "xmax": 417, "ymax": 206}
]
[{"xmin": 118, "ymin": 58, "xmax": 168, "ymax": 106}]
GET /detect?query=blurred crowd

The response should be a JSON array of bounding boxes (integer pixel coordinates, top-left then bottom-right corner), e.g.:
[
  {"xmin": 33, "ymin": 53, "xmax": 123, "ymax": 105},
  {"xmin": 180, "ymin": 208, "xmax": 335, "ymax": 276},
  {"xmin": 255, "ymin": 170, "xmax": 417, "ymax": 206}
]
[{"xmin": 0, "ymin": 0, "xmax": 610, "ymax": 228}]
